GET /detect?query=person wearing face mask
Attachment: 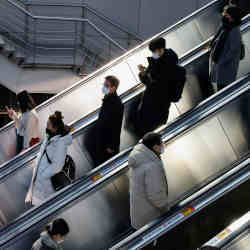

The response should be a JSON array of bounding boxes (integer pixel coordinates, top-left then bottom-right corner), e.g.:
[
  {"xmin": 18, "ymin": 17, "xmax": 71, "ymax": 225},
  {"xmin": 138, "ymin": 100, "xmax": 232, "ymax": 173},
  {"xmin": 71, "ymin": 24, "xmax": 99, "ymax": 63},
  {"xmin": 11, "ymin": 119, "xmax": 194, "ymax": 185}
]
[
  {"xmin": 128, "ymin": 132, "xmax": 168, "ymax": 229},
  {"xmin": 31, "ymin": 218, "xmax": 70, "ymax": 250},
  {"xmin": 91, "ymin": 75, "xmax": 124, "ymax": 167},
  {"xmin": 25, "ymin": 111, "xmax": 72, "ymax": 206},
  {"xmin": 209, "ymin": 6, "xmax": 243, "ymax": 92},
  {"xmin": 134, "ymin": 37, "xmax": 179, "ymax": 137},
  {"xmin": 220, "ymin": 0, "xmax": 250, "ymax": 15}
]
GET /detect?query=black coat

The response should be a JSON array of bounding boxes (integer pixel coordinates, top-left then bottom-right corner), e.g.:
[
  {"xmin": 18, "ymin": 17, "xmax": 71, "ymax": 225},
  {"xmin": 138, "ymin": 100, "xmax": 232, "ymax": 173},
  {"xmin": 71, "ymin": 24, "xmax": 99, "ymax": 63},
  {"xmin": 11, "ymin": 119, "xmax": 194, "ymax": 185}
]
[
  {"xmin": 136, "ymin": 49, "xmax": 178, "ymax": 136},
  {"xmin": 95, "ymin": 92, "xmax": 124, "ymax": 155}
]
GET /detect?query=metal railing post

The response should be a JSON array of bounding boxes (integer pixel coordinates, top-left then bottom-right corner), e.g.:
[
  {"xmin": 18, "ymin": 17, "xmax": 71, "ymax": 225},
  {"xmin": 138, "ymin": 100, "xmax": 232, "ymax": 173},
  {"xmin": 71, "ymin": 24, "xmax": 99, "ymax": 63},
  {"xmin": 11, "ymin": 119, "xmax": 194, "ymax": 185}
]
[
  {"xmin": 127, "ymin": 33, "xmax": 131, "ymax": 49},
  {"xmin": 73, "ymin": 21, "xmax": 78, "ymax": 66},
  {"xmin": 33, "ymin": 18, "xmax": 37, "ymax": 66},
  {"xmin": 81, "ymin": 5, "xmax": 86, "ymax": 47},
  {"xmin": 24, "ymin": 4, "xmax": 30, "ymax": 48},
  {"xmin": 108, "ymin": 40, "xmax": 111, "ymax": 60}
]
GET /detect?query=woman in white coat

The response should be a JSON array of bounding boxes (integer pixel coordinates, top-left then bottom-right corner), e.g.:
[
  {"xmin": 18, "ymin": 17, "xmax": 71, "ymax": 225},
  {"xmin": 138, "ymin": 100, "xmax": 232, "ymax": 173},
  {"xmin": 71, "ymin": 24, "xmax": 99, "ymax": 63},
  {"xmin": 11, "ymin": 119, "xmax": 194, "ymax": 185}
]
[
  {"xmin": 7, "ymin": 90, "xmax": 41, "ymax": 154},
  {"xmin": 25, "ymin": 111, "xmax": 72, "ymax": 206},
  {"xmin": 128, "ymin": 132, "xmax": 169, "ymax": 230}
]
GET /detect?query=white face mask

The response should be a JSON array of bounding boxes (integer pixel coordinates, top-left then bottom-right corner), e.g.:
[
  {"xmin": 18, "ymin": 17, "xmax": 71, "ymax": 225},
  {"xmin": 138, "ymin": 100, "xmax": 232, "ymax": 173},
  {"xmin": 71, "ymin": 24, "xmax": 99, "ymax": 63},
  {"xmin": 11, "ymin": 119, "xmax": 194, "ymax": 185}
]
[
  {"xmin": 152, "ymin": 53, "xmax": 160, "ymax": 60},
  {"xmin": 102, "ymin": 84, "xmax": 110, "ymax": 95},
  {"xmin": 57, "ymin": 239, "xmax": 64, "ymax": 244},
  {"xmin": 160, "ymin": 144, "xmax": 165, "ymax": 154}
]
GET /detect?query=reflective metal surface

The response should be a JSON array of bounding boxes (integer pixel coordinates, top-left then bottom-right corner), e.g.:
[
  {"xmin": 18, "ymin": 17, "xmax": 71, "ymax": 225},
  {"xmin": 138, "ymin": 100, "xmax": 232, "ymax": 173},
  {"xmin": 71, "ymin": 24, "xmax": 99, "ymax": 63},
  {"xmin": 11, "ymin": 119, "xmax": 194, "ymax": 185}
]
[
  {"xmin": 0, "ymin": 18, "xmax": 249, "ymax": 202},
  {"xmin": 0, "ymin": 0, "xmax": 222, "ymax": 164},
  {"xmin": 0, "ymin": 29, "xmax": 249, "ymax": 233},
  {"xmin": 201, "ymin": 212, "xmax": 250, "ymax": 250},
  {"xmin": 225, "ymin": 232, "xmax": 250, "ymax": 250},
  {"xmin": 113, "ymin": 163, "xmax": 250, "ymax": 250},
  {"xmin": 0, "ymin": 4, "xmax": 248, "ymax": 250},
  {"xmin": 0, "ymin": 76, "xmax": 249, "ymax": 249}
]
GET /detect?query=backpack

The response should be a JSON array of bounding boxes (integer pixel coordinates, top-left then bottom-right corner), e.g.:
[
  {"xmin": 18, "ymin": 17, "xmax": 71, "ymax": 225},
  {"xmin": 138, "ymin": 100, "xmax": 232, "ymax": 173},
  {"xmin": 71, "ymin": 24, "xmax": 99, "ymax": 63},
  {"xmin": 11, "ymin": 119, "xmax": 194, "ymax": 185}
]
[{"xmin": 169, "ymin": 65, "xmax": 186, "ymax": 103}]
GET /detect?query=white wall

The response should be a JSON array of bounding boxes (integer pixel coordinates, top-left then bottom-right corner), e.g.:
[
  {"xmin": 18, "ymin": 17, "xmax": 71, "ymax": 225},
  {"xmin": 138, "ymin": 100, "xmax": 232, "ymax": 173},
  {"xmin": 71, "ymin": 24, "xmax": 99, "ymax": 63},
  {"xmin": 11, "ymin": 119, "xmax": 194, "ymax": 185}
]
[{"xmin": 0, "ymin": 56, "xmax": 80, "ymax": 94}]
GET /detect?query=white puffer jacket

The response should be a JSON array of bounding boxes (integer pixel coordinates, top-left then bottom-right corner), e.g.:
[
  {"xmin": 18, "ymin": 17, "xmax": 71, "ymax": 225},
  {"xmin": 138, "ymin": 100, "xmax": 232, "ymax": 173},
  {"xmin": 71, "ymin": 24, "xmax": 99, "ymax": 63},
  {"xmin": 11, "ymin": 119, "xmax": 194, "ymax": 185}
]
[
  {"xmin": 129, "ymin": 143, "xmax": 169, "ymax": 229},
  {"xmin": 29, "ymin": 132, "xmax": 72, "ymax": 206}
]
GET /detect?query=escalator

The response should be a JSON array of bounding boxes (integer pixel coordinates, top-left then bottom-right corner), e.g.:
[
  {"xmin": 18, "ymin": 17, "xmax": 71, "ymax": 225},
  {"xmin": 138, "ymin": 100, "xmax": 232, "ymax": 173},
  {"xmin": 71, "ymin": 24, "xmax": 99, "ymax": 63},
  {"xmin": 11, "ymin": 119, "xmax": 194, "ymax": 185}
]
[
  {"xmin": 111, "ymin": 159, "xmax": 249, "ymax": 250},
  {"xmin": 200, "ymin": 212, "xmax": 249, "ymax": 250},
  {"xmin": 0, "ymin": 71, "xmax": 248, "ymax": 249},
  {"xmin": 0, "ymin": 0, "xmax": 224, "ymax": 164},
  {"xmin": 0, "ymin": 18, "xmax": 249, "ymax": 236}
]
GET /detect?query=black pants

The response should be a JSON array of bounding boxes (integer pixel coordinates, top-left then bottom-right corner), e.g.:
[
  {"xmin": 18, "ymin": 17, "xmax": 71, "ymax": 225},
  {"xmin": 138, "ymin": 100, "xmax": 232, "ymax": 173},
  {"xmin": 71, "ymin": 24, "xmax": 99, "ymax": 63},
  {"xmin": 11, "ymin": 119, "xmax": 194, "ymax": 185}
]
[
  {"xmin": 16, "ymin": 132, "xmax": 24, "ymax": 154},
  {"xmin": 133, "ymin": 110, "xmax": 170, "ymax": 138},
  {"xmin": 94, "ymin": 148, "xmax": 118, "ymax": 167}
]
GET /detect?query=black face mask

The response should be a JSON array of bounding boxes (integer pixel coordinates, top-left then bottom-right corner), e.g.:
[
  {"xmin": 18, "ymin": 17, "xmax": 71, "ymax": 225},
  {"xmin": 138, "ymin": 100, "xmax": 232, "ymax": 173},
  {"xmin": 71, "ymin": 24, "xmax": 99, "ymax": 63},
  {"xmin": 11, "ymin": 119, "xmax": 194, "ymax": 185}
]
[{"xmin": 222, "ymin": 16, "xmax": 230, "ymax": 25}]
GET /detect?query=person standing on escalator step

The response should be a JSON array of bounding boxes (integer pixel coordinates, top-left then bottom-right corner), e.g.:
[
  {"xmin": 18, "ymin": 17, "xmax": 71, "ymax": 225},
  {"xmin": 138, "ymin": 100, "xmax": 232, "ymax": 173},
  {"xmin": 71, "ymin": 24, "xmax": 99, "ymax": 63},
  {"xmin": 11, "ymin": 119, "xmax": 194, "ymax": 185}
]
[
  {"xmin": 220, "ymin": 0, "xmax": 250, "ymax": 15},
  {"xmin": 210, "ymin": 6, "xmax": 243, "ymax": 92},
  {"xmin": 93, "ymin": 75, "xmax": 124, "ymax": 167},
  {"xmin": 133, "ymin": 37, "xmax": 180, "ymax": 137},
  {"xmin": 32, "ymin": 218, "xmax": 70, "ymax": 250},
  {"xmin": 129, "ymin": 132, "xmax": 168, "ymax": 229},
  {"xmin": 6, "ymin": 90, "xmax": 41, "ymax": 154},
  {"xmin": 25, "ymin": 111, "xmax": 72, "ymax": 206}
]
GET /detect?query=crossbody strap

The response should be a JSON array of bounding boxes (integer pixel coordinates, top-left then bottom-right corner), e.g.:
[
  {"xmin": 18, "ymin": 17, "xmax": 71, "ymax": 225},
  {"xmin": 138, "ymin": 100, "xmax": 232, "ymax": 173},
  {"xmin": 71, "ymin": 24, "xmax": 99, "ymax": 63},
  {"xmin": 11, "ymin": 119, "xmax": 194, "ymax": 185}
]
[
  {"xmin": 43, "ymin": 147, "xmax": 52, "ymax": 164},
  {"xmin": 33, "ymin": 140, "xmax": 52, "ymax": 184}
]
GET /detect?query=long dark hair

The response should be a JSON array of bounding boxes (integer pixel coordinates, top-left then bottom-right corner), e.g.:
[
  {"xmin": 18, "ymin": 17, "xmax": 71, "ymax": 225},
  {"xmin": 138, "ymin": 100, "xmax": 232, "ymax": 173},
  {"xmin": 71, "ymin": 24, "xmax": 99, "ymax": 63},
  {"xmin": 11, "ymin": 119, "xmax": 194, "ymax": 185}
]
[
  {"xmin": 49, "ymin": 111, "xmax": 70, "ymax": 136},
  {"xmin": 16, "ymin": 90, "xmax": 35, "ymax": 113},
  {"xmin": 45, "ymin": 218, "xmax": 70, "ymax": 237}
]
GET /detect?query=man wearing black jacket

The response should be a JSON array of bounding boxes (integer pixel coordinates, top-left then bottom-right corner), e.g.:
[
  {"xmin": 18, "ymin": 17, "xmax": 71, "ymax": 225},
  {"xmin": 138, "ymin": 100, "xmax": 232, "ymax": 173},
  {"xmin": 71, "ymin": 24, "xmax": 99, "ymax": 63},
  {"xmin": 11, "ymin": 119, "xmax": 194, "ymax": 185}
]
[
  {"xmin": 93, "ymin": 75, "xmax": 124, "ymax": 167},
  {"xmin": 134, "ymin": 37, "xmax": 179, "ymax": 137}
]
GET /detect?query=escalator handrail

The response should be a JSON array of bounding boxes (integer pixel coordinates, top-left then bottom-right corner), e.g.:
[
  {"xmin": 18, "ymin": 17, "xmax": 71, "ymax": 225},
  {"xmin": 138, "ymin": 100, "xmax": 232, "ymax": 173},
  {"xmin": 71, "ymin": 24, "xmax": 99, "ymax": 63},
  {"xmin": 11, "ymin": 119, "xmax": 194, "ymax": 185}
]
[
  {"xmin": 0, "ymin": 0, "xmax": 221, "ymax": 134},
  {"xmin": 0, "ymin": 19, "xmax": 249, "ymax": 184},
  {"xmin": 200, "ymin": 212, "xmax": 250, "ymax": 249},
  {"xmin": 0, "ymin": 75, "xmax": 249, "ymax": 246},
  {"xmin": 110, "ymin": 162, "xmax": 250, "ymax": 250}
]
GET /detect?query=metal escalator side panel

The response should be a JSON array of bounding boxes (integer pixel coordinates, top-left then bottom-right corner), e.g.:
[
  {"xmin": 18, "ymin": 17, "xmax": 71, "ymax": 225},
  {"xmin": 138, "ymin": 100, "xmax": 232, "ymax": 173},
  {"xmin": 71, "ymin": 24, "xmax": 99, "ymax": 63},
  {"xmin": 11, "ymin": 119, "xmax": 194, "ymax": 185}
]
[
  {"xmin": 201, "ymin": 212, "xmax": 250, "ymax": 249},
  {"xmin": 0, "ymin": 78, "xmax": 249, "ymax": 249},
  {"xmin": 0, "ymin": 0, "xmax": 223, "ymax": 164}
]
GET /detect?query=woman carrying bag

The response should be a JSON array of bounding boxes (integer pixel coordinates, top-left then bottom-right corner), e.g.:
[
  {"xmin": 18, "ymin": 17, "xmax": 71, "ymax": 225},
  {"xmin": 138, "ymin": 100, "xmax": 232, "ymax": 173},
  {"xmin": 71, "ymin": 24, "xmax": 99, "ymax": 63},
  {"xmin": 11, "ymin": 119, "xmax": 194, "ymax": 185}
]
[{"xmin": 25, "ymin": 111, "xmax": 72, "ymax": 206}]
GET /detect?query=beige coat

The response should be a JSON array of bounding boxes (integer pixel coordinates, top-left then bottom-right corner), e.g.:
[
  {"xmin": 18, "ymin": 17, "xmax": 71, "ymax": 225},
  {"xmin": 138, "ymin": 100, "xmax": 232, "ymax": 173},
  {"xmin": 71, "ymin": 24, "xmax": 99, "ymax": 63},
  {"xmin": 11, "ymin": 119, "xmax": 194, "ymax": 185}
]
[
  {"xmin": 13, "ymin": 109, "xmax": 41, "ymax": 148},
  {"xmin": 128, "ymin": 144, "xmax": 168, "ymax": 229}
]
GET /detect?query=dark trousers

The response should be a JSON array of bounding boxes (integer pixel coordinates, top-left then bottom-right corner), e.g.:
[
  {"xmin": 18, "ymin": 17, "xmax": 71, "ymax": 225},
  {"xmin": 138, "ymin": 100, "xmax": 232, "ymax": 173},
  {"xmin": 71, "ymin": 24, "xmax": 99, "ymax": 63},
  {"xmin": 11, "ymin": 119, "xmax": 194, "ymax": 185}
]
[
  {"xmin": 94, "ymin": 148, "xmax": 117, "ymax": 167},
  {"xmin": 16, "ymin": 131, "xmax": 24, "ymax": 154},
  {"xmin": 133, "ymin": 109, "xmax": 170, "ymax": 138}
]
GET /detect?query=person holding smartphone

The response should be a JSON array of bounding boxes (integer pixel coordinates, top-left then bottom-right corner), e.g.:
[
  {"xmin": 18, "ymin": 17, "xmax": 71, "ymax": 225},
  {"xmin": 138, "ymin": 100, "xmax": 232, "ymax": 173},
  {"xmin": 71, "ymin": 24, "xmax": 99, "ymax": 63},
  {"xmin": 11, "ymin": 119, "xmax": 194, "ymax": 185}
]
[{"xmin": 6, "ymin": 90, "xmax": 41, "ymax": 154}]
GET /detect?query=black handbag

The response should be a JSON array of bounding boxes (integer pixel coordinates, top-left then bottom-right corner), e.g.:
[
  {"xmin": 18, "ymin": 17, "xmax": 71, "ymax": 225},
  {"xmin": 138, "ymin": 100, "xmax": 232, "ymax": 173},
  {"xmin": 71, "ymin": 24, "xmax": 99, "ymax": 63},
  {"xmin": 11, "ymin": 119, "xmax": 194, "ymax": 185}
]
[{"xmin": 44, "ymin": 147, "xmax": 75, "ymax": 191}]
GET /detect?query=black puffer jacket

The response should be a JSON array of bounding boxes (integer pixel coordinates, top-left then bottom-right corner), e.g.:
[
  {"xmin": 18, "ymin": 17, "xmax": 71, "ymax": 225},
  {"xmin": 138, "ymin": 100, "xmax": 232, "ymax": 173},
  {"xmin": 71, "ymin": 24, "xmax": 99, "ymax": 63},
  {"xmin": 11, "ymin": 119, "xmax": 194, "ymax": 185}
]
[{"xmin": 136, "ymin": 49, "xmax": 178, "ymax": 136}]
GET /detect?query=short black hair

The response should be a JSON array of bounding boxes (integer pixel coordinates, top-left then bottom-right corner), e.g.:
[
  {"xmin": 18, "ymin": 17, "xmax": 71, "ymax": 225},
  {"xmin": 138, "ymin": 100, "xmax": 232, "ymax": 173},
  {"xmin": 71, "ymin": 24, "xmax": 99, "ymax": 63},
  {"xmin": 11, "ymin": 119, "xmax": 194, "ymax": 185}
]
[
  {"xmin": 226, "ymin": 6, "xmax": 243, "ymax": 24},
  {"xmin": 105, "ymin": 75, "xmax": 120, "ymax": 89},
  {"xmin": 46, "ymin": 218, "xmax": 70, "ymax": 237},
  {"xmin": 16, "ymin": 90, "xmax": 35, "ymax": 113},
  {"xmin": 142, "ymin": 132, "xmax": 162, "ymax": 151},
  {"xmin": 149, "ymin": 37, "xmax": 166, "ymax": 52}
]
